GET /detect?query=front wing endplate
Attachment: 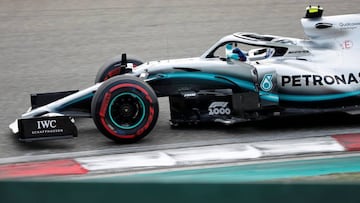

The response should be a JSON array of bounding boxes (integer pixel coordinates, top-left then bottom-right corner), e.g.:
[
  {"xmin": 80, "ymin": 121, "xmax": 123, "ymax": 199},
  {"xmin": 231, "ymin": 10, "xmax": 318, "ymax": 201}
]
[{"xmin": 17, "ymin": 116, "xmax": 78, "ymax": 142}]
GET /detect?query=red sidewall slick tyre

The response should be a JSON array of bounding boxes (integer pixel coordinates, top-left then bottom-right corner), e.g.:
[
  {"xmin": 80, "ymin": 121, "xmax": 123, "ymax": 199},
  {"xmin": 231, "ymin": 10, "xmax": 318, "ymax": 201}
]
[
  {"xmin": 91, "ymin": 76, "xmax": 159, "ymax": 143},
  {"xmin": 95, "ymin": 56, "xmax": 143, "ymax": 83}
]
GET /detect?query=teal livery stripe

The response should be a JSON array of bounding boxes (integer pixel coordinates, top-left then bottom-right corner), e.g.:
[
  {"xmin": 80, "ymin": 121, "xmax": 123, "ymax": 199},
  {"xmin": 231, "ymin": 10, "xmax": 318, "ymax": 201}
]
[
  {"xmin": 260, "ymin": 92, "xmax": 279, "ymax": 103},
  {"xmin": 150, "ymin": 72, "xmax": 256, "ymax": 91},
  {"xmin": 260, "ymin": 90, "xmax": 360, "ymax": 103},
  {"xmin": 220, "ymin": 75, "xmax": 255, "ymax": 91},
  {"xmin": 57, "ymin": 93, "xmax": 94, "ymax": 110},
  {"xmin": 149, "ymin": 72, "xmax": 360, "ymax": 102},
  {"xmin": 279, "ymin": 90, "xmax": 360, "ymax": 102}
]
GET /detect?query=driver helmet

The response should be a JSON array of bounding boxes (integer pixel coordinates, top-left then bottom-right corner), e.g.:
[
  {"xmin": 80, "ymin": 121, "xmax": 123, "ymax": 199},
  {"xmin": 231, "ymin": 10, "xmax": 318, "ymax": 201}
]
[
  {"xmin": 226, "ymin": 43, "xmax": 246, "ymax": 62},
  {"xmin": 232, "ymin": 47, "xmax": 247, "ymax": 62}
]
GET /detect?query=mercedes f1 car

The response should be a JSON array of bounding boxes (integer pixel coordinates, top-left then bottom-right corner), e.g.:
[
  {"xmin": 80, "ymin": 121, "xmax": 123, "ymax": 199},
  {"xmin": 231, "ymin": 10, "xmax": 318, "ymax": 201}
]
[{"xmin": 9, "ymin": 6, "xmax": 360, "ymax": 143}]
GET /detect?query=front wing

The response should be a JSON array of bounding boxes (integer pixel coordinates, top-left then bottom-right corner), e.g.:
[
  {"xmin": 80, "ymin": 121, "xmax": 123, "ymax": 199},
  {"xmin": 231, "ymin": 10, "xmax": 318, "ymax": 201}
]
[{"xmin": 12, "ymin": 116, "xmax": 77, "ymax": 142}]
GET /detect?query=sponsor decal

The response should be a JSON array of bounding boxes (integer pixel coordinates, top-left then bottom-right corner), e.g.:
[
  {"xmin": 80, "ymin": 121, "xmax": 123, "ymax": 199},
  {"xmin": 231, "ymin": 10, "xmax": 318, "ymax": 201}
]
[
  {"xmin": 287, "ymin": 50, "xmax": 310, "ymax": 54},
  {"xmin": 19, "ymin": 117, "xmax": 77, "ymax": 140},
  {"xmin": 342, "ymin": 40, "xmax": 353, "ymax": 49},
  {"xmin": 208, "ymin": 102, "xmax": 231, "ymax": 116},
  {"xmin": 32, "ymin": 119, "xmax": 63, "ymax": 135},
  {"xmin": 339, "ymin": 22, "xmax": 360, "ymax": 30},
  {"xmin": 31, "ymin": 129, "xmax": 64, "ymax": 135},
  {"xmin": 183, "ymin": 92, "xmax": 196, "ymax": 97},
  {"xmin": 260, "ymin": 74, "xmax": 273, "ymax": 91},
  {"xmin": 37, "ymin": 120, "xmax": 57, "ymax": 129},
  {"xmin": 281, "ymin": 73, "xmax": 360, "ymax": 87}
]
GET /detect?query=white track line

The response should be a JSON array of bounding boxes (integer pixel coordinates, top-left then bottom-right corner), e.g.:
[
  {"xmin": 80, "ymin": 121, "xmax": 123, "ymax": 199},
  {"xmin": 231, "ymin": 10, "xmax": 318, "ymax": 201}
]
[{"xmin": 76, "ymin": 136, "xmax": 344, "ymax": 172}]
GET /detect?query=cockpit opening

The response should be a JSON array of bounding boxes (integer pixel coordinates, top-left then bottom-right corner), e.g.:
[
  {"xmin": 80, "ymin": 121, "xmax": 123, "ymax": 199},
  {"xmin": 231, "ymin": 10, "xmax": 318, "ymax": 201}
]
[{"xmin": 208, "ymin": 41, "xmax": 276, "ymax": 62}]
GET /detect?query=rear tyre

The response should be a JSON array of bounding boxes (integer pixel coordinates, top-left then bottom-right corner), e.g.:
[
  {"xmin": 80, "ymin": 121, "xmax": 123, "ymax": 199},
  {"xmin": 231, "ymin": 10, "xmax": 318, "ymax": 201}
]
[
  {"xmin": 91, "ymin": 75, "xmax": 159, "ymax": 143},
  {"xmin": 95, "ymin": 55, "xmax": 143, "ymax": 83}
]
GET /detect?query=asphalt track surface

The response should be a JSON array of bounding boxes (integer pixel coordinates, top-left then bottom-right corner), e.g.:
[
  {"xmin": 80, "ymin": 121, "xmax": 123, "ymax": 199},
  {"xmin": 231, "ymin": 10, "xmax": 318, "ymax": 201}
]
[{"xmin": 1, "ymin": 0, "xmax": 360, "ymax": 159}]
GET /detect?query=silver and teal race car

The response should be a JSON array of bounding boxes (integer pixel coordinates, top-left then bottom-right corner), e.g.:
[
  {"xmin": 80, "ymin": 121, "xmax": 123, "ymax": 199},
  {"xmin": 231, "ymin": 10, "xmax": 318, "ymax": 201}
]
[{"xmin": 9, "ymin": 6, "xmax": 360, "ymax": 143}]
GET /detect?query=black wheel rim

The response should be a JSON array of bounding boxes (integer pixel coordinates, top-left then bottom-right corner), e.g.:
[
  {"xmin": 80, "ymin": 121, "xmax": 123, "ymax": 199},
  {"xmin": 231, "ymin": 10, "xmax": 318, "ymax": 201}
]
[{"xmin": 108, "ymin": 92, "xmax": 145, "ymax": 129}]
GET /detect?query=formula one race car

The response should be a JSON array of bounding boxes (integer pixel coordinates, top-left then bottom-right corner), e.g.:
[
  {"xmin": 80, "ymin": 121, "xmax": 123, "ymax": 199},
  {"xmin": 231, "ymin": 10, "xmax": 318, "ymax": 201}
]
[{"xmin": 9, "ymin": 6, "xmax": 360, "ymax": 143}]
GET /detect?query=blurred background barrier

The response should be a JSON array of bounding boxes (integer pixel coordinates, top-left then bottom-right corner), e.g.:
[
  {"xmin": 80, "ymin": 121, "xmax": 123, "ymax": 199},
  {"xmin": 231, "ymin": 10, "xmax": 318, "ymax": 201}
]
[{"xmin": 1, "ymin": 180, "xmax": 360, "ymax": 203}]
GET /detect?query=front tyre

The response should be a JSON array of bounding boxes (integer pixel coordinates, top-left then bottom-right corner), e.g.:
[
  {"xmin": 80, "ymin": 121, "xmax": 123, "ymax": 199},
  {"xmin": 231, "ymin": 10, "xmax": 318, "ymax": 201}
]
[
  {"xmin": 95, "ymin": 55, "xmax": 143, "ymax": 83},
  {"xmin": 91, "ymin": 75, "xmax": 159, "ymax": 143}
]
